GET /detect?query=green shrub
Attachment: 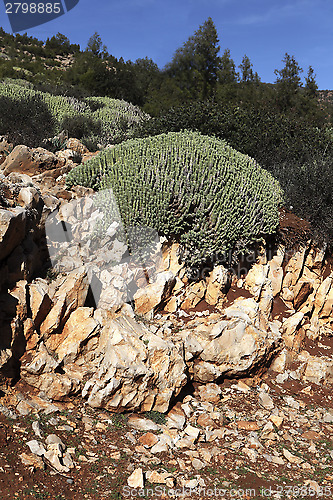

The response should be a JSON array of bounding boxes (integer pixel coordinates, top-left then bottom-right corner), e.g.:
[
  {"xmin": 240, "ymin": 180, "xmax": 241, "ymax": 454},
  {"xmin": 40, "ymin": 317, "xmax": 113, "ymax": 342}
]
[
  {"xmin": 66, "ymin": 131, "xmax": 283, "ymax": 268},
  {"xmin": 0, "ymin": 83, "xmax": 56, "ymax": 146},
  {"xmin": 133, "ymin": 100, "xmax": 333, "ymax": 240},
  {"xmin": 0, "ymin": 81, "xmax": 148, "ymax": 147}
]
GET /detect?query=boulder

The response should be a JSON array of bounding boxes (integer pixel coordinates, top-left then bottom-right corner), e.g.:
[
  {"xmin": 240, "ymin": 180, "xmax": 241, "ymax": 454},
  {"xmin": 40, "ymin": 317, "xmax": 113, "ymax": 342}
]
[
  {"xmin": 22, "ymin": 313, "xmax": 187, "ymax": 412},
  {"xmin": 66, "ymin": 138, "xmax": 89, "ymax": 155},
  {"xmin": 2, "ymin": 145, "xmax": 58, "ymax": 176}
]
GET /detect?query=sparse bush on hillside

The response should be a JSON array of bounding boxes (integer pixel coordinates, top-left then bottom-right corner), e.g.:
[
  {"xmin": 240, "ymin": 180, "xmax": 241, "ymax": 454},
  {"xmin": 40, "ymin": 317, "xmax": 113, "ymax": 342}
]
[
  {"xmin": 85, "ymin": 96, "xmax": 149, "ymax": 145},
  {"xmin": 0, "ymin": 82, "xmax": 148, "ymax": 147},
  {"xmin": 0, "ymin": 83, "xmax": 56, "ymax": 146},
  {"xmin": 66, "ymin": 131, "xmax": 283, "ymax": 268}
]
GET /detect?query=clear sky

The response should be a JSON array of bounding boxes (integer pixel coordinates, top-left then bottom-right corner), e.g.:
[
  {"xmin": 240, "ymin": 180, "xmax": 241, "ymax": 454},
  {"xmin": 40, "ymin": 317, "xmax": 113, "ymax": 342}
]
[{"xmin": 1, "ymin": 0, "xmax": 332, "ymax": 89}]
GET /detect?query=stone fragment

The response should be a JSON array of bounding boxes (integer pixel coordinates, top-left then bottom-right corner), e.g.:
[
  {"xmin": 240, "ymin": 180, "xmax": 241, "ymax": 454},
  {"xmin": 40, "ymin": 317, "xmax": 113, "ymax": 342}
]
[
  {"xmin": 134, "ymin": 271, "xmax": 176, "ymax": 315},
  {"xmin": 26, "ymin": 440, "xmax": 46, "ymax": 456},
  {"xmin": 197, "ymin": 383, "xmax": 221, "ymax": 403},
  {"xmin": 205, "ymin": 265, "xmax": 228, "ymax": 306},
  {"xmin": 237, "ymin": 421, "xmax": 259, "ymax": 431},
  {"xmin": 269, "ymin": 415, "xmax": 284, "ymax": 429},
  {"xmin": 127, "ymin": 468, "xmax": 144, "ymax": 488},
  {"xmin": 128, "ymin": 416, "xmax": 160, "ymax": 432},
  {"xmin": 138, "ymin": 433, "xmax": 159, "ymax": 448},
  {"xmin": 259, "ymin": 391, "xmax": 274, "ymax": 410},
  {"xmin": 282, "ymin": 448, "xmax": 303, "ymax": 464},
  {"xmin": 197, "ymin": 414, "xmax": 215, "ymax": 429},
  {"xmin": 166, "ymin": 406, "xmax": 186, "ymax": 430},
  {"xmin": 181, "ymin": 281, "xmax": 206, "ymax": 310},
  {"xmin": 32, "ymin": 421, "xmax": 43, "ymax": 438},
  {"xmin": 0, "ymin": 207, "xmax": 26, "ymax": 260},
  {"xmin": 19, "ymin": 452, "xmax": 44, "ymax": 469}
]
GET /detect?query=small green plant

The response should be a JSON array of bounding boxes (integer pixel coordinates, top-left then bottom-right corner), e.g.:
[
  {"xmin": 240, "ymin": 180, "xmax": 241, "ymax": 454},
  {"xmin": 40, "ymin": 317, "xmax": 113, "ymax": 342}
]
[
  {"xmin": 111, "ymin": 413, "xmax": 128, "ymax": 429},
  {"xmin": 144, "ymin": 410, "xmax": 166, "ymax": 425},
  {"xmin": 45, "ymin": 267, "xmax": 59, "ymax": 282}
]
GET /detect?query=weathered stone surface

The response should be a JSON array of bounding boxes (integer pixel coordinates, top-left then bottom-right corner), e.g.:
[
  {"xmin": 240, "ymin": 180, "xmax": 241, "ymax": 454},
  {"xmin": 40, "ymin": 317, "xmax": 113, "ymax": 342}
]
[
  {"xmin": 180, "ymin": 298, "xmax": 281, "ymax": 383},
  {"xmin": 82, "ymin": 315, "xmax": 186, "ymax": 412},
  {"xmin": 267, "ymin": 246, "xmax": 284, "ymax": 297},
  {"xmin": 245, "ymin": 264, "xmax": 269, "ymax": 300},
  {"xmin": 2, "ymin": 145, "xmax": 58, "ymax": 176},
  {"xmin": 17, "ymin": 187, "xmax": 40, "ymax": 209},
  {"xmin": 45, "ymin": 307, "xmax": 99, "ymax": 363},
  {"xmin": 0, "ymin": 207, "xmax": 26, "ymax": 260},
  {"xmin": 181, "ymin": 281, "xmax": 206, "ymax": 310},
  {"xmin": 134, "ymin": 271, "xmax": 176, "ymax": 315},
  {"xmin": 40, "ymin": 268, "xmax": 90, "ymax": 338},
  {"xmin": 29, "ymin": 280, "xmax": 52, "ymax": 328},
  {"xmin": 205, "ymin": 265, "xmax": 228, "ymax": 306}
]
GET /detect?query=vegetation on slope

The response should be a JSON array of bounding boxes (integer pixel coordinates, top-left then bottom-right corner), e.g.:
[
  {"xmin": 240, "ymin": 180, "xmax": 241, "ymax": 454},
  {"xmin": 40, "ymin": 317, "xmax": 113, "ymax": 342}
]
[
  {"xmin": 0, "ymin": 81, "xmax": 148, "ymax": 148},
  {"xmin": 66, "ymin": 131, "xmax": 283, "ymax": 268}
]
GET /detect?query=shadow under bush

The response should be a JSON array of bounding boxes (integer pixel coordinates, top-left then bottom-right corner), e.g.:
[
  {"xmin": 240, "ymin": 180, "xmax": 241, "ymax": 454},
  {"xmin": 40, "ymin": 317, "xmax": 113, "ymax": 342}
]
[{"xmin": 0, "ymin": 93, "xmax": 56, "ymax": 147}]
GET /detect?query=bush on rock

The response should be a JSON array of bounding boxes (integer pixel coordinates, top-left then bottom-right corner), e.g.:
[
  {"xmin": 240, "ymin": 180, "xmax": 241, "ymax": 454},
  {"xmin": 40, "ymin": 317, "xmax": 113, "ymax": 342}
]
[{"xmin": 66, "ymin": 131, "xmax": 283, "ymax": 268}]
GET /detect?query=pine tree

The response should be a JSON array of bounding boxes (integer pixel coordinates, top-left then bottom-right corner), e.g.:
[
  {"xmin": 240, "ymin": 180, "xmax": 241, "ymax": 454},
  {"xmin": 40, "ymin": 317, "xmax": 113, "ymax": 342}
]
[
  {"xmin": 304, "ymin": 65, "xmax": 318, "ymax": 98},
  {"xmin": 166, "ymin": 17, "xmax": 221, "ymax": 99},
  {"xmin": 274, "ymin": 53, "xmax": 303, "ymax": 108},
  {"xmin": 219, "ymin": 49, "xmax": 238, "ymax": 84},
  {"xmin": 239, "ymin": 55, "xmax": 260, "ymax": 84}
]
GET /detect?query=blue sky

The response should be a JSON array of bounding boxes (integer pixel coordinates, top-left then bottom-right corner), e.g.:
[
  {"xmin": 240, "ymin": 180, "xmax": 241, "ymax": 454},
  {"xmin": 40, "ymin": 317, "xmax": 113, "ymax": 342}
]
[{"xmin": 1, "ymin": 0, "xmax": 333, "ymax": 89}]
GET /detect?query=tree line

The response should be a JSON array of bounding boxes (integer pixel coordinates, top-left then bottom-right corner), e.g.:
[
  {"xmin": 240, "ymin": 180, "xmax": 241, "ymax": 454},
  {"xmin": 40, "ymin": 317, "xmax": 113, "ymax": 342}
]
[{"xmin": 0, "ymin": 20, "xmax": 329, "ymax": 124}]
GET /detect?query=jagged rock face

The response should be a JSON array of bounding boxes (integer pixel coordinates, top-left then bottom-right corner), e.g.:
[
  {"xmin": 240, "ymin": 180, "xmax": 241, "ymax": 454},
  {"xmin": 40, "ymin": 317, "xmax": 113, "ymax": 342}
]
[
  {"xmin": 178, "ymin": 298, "xmax": 281, "ymax": 383},
  {"xmin": 1, "ymin": 152, "xmax": 333, "ymax": 410},
  {"xmin": 20, "ymin": 310, "xmax": 187, "ymax": 412}
]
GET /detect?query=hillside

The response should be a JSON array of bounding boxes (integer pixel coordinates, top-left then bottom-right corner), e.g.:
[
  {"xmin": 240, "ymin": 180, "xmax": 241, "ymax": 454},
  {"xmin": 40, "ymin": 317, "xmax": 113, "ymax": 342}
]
[{"xmin": 0, "ymin": 20, "xmax": 333, "ymax": 499}]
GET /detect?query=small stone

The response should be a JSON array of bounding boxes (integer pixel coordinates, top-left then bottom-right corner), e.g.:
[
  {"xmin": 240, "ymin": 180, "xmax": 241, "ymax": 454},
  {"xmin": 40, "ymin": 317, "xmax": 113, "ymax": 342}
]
[
  {"xmin": 234, "ymin": 380, "xmax": 250, "ymax": 392},
  {"xmin": 180, "ymin": 478, "xmax": 198, "ymax": 489},
  {"xmin": 184, "ymin": 425, "xmax": 200, "ymax": 442},
  {"xmin": 283, "ymin": 396, "xmax": 300, "ymax": 410},
  {"xmin": 150, "ymin": 434, "xmax": 173, "ymax": 454},
  {"xmin": 283, "ymin": 448, "xmax": 303, "ymax": 464},
  {"xmin": 198, "ymin": 383, "xmax": 222, "ymax": 403},
  {"xmin": 26, "ymin": 440, "xmax": 46, "ymax": 456},
  {"xmin": 16, "ymin": 401, "xmax": 33, "ymax": 416},
  {"xmin": 271, "ymin": 456, "xmax": 285, "ymax": 465},
  {"xmin": 259, "ymin": 391, "xmax": 274, "ymax": 410},
  {"xmin": 192, "ymin": 458, "xmax": 205, "ymax": 469},
  {"xmin": 146, "ymin": 471, "xmax": 168, "ymax": 484},
  {"xmin": 197, "ymin": 414, "xmax": 215, "ymax": 429},
  {"xmin": 127, "ymin": 416, "xmax": 160, "ymax": 431},
  {"xmin": 237, "ymin": 421, "xmax": 259, "ymax": 431},
  {"xmin": 243, "ymin": 448, "xmax": 258, "ymax": 462},
  {"xmin": 269, "ymin": 415, "xmax": 284, "ymax": 429},
  {"xmin": 323, "ymin": 412, "xmax": 333, "ymax": 423},
  {"xmin": 32, "ymin": 421, "xmax": 43, "ymax": 438},
  {"xmin": 200, "ymin": 449, "xmax": 212, "ymax": 463},
  {"xmin": 62, "ymin": 452, "xmax": 75, "ymax": 469},
  {"xmin": 19, "ymin": 453, "xmax": 44, "ymax": 470},
  {"xmin": 301, "ymin": 431, "xmax": 321, "ymax": 441},
  {"xmin": 127, "ymin": 468, "xmax": 144, "ymax": 489},
  {"xmin": 138, "ymin": 433, "xmax": 159, "ymax": 448},
  {"xmin": 166, "ymin": 406, "xmax": 186, "ymax": 430},
  {"xmin": 45, "ymin": 434, "xmax": 65, "ymax": 451}
]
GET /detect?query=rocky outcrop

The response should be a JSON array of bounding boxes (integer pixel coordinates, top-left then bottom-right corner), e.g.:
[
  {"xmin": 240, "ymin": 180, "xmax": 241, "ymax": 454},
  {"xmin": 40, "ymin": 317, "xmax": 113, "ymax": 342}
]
[{"xmin": 1, "ymin": 147, "xmax": 333, "ymax": 412}]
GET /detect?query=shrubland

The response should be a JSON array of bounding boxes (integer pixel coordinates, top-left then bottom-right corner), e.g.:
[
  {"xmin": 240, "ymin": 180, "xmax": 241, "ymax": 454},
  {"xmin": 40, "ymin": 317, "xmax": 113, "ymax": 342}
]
[{"xmin": 0, "ymin": 80, "xmax": 147, "ymax": 149}]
